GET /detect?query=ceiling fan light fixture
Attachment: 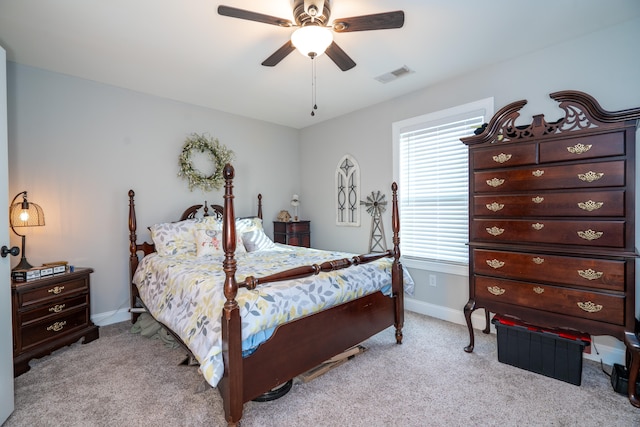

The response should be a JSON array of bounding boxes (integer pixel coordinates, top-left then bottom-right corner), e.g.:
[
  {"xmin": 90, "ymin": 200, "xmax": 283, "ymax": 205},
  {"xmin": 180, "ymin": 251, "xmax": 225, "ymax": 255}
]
[{"xmin": 291, "ymin": 25, "xmax": 333, "ymax": 58}]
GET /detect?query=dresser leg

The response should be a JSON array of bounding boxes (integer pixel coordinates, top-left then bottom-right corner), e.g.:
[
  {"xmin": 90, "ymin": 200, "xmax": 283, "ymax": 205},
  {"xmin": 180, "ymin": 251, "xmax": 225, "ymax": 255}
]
[
  {"xmin": 624, "ymin": 331, "xmax": 640, "ymax": 407},
  {"xmin": 464, "ymin": 299, "xmax": 476, "ymax": 353}
]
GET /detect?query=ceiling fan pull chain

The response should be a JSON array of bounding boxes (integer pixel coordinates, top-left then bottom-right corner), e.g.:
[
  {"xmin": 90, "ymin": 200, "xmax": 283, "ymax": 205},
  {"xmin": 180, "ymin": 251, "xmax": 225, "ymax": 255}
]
[{"xmin": 311, "ymin": 55, "xmax": 317, "ymax": 116}]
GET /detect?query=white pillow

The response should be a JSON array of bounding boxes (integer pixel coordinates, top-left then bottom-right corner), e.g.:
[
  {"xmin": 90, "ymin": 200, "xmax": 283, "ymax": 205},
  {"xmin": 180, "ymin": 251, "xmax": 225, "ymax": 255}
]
[
  {"xmin": 195, "ymin": 225, "xmax": 246, "ymax": 257},
  {"xmin": 235, "ymin": 217, "xmax": 277, "ymax": 252}
]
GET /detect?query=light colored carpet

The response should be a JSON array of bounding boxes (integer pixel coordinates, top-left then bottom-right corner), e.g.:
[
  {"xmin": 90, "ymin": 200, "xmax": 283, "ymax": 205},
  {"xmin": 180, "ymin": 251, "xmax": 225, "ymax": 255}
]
[{"xmin": 5, "ymin": 311, "xmax": 639, "ymax": 426}]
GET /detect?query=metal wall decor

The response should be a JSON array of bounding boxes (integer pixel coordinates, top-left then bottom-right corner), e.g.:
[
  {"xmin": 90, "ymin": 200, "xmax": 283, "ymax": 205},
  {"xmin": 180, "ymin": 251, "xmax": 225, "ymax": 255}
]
[
  {"xmin": 361, "ymin": 191, "xmax": 387, "ymax": 253},
  {"xmin": 335, "ymin": 154, "xmax": 360, "ymax": 226}
]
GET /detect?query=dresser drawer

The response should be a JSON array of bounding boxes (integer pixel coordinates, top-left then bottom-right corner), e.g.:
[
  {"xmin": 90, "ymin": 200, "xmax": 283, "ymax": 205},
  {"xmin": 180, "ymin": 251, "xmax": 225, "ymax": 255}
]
[
  {"xmin": 473, "ymin": 249, "xmax": 625, "ymax": 291},
  {"xmin": 18, "ymin": 276, "xmax": 88, "ymax": 308},
  {"xmin": 20, "ymin": 308, "xmax": 89, "ymax": 350},
  {"xmin": 474, "ymin": 276, "xmax": 624, "ymax": 325},
  {"xmin": 471, "ymin": 219, "xmax": 625, "ymax": 248},
  {"xmin": 19, "ymin": 294, "xmax": 89, "ymax": 324},
  {"xmin": 473, "ymin": 190, "xmax": 624, "ymax": 217},
  {"xmin": 473, "ymin": 143, "xmax": 537, "ymax": 170},
  {"xmin": 539, "ymin": 131, "xmax": 625, "ymax": 163},
  {"xmin": 474, "ymin": 160, "xmax": 624, "ymax": 193}
]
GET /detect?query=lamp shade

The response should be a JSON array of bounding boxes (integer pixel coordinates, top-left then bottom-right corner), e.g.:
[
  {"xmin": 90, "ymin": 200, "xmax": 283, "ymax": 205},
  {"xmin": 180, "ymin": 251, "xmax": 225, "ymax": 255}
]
[
  {"xmin": 10, "ymin": 199, "xmax": 45, "ymax": 228},
  {"xmin": 291, "ymin": 25, "xmax": 333, "ymax": 58}
]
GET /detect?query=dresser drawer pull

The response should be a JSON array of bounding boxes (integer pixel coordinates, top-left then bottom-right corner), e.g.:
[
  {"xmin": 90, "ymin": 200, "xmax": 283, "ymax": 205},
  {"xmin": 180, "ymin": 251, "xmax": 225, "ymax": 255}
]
[
  {"xmin": 486, "ymin": 178, "xmax": 505, "ymax": 188},
  {"xmin": 531, "ymin": 223, "xmax": 544, "ymax": 230},
  {"xmin": 578, "ymin": 269, "xmax": 604, "ymax": 280},
  {"xmin": 577, "ymin": 200, "xmax": 603, "ymax": 211},
  {"xmin": 48, "ymin": 286, "xmax": 65, "ymax": 295},
  {"xmin": 486, "ymin": 259, "xmax": 505, "ymax": 269},
  {"xmin": 485, "ymin": 202, "xmax": 504, "ymax": 212},
  {"xmin": 577, "ymin": 301, "xmax": 603, "ymax": 313},
  {"xmin": 531, "ymin": 196, "xmax": 544, "ymax": 204},
  {"xmin": 49, "ymin": 304, "xmax": 66, "ymax": 313},
  {"xmin": 492, "ymin": 153, "xmax": 512, "ymax": 163},
  {"xmin": 577, "ymin": 229, "xmax": 603, "ymax": 241},
  {"xmin": 532, "ymin": 286, "xmax": 544, "ymax": 294},
  {"xmin": 486, "ymin": 227, "xmax": 504, "ymax": 236},
  {"xmin": 578, "ymin": 171, "xmax": 604, "ymax": 182},
  {"xmin": 532, "ymin": 257, "xmax": 544, "ymax": 264},
  {"xmin": 566, "ymin": 143, "xmax": 592, "ymax": 154},
  {"xmin": 487, "ymin": 286, "xmax": 505, "ymax": 296},
  {"xmin": 532, "ymin": 170, "xmax": 545, "ymax": 177},
  {"xmin": 46, "ymin": 321, "xmax": 67, "ymax": 332}
]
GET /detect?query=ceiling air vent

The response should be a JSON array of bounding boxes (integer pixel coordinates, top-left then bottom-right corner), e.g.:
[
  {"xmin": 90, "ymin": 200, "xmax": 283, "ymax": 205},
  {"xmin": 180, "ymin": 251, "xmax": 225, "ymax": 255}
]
[{"xmin": 374, "ymin": 65, "xmax": 414, "ymax": 83}]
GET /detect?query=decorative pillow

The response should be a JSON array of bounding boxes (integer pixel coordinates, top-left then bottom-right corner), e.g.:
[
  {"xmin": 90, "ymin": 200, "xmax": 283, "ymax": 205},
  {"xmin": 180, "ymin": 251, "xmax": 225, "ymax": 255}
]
[
  {"xmin": 242, "ymin": 228, "xmax": 276, "ymax": 252},
  {"xmin": 234, "ymin": 217, "xmax": 276, "ymax": 252},
  {"xmin": 195, "ymin": 226, "xmax": 246, "ymax": 257},
  {"xmin": 150, "ymin": 216, "xmax": 220, "ymax": 257}
]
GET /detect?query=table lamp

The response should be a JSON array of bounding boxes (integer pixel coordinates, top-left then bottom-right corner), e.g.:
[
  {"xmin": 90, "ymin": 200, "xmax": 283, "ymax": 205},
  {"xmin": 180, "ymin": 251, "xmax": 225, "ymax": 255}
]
[{"xmin": 9, "ymin": 191, "xmax": 45, "ymax": 271}]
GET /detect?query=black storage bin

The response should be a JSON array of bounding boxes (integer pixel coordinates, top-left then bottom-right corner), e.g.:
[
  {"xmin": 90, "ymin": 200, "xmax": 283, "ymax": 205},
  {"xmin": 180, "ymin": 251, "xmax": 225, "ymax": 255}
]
[{"xmin": 492, "ymin": 315, "xmax": 590, "ymax": 386}]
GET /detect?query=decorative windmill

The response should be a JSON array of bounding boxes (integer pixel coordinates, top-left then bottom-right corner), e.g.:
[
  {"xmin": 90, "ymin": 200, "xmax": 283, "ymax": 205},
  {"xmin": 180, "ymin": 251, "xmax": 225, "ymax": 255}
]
[{"xmin": 361, "ymin": 191, "xmax": 387, "ymax": 253}]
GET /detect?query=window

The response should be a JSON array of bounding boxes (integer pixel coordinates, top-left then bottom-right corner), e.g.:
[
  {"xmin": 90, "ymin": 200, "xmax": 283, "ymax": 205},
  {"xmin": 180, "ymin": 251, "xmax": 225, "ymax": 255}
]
[{"xmin": 393, "ymin": 98, "xmax": 493, "ymax": 274}]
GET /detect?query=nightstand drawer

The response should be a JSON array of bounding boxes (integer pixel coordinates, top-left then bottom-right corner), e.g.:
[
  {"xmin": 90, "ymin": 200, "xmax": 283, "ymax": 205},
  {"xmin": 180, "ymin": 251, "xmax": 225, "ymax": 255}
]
[
  {"xmin": 20, "ymin": 308, "xmax": 89, "ymax": 350},
  {"xmin": 20, "ymin": 294, "xmax": 89, "ymax": 324},
  {"xmin": 19, "ymin": 276, "xmax": 88, "ymax": 308}
]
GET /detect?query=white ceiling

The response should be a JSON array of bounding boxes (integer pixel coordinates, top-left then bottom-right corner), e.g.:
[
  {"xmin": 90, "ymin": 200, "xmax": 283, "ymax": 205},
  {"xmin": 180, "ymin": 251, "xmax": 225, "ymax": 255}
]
[{"xmin": 1, "ymin": 0, "xmax": 639, "ymax": 129}]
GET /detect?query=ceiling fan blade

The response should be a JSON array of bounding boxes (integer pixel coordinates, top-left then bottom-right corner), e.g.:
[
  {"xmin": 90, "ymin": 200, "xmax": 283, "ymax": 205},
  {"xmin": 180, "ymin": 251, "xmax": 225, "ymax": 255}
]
[
  {"xmin": 325, "ymin": 42, "xmax": 356, "ymax": 71},
  {"xmin": 262, "ymin": 41, "xmax": 296, "ymax": 67},
  {"xmin": 218, "ymin": 5, "xmax": 293, "ymax": 27},
  {"xmin": 332, "ymin": 11, "xmax": 404, "ymax": 32}
]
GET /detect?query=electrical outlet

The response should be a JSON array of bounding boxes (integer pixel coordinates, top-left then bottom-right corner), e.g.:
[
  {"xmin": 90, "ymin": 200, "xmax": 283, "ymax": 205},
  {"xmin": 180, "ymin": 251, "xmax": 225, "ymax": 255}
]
[{"xmin": 429, "ymin": 274, "xmax": 436, "ymax": 287}]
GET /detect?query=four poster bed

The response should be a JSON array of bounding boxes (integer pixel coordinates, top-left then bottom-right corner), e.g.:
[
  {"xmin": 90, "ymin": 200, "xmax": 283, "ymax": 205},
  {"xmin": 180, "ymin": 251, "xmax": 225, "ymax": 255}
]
[{"xmin": 128, "ymin": 164, "xmax": 410, "ymax": 426}]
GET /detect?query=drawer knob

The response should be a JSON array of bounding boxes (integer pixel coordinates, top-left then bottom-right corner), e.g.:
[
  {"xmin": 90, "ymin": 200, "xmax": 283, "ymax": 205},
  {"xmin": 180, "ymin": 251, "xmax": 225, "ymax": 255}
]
[
  {"xmin": 486, "ymin": 178, "xmax": 505, "ymax": 188},
  {"xmin": 531, "ymin": 196, "xmax": 544, "ymax": 204},
  {"xmin": 577, "ymin": 200, "xmax": 603, "ymax": 211},
  {"xmin": 485, "ymin": 202, "xmax": 504, "ymax": 212},
  {"xmin": 577, "ymin": 301, "xmax": 603, "ymax": 313},
  {"xmin": 48, "ymin": 286, "xmax": 65, "ymax": 295},
  {"xmin": 532, "ymin": 170, "xmax": 545, "ymax": 177},
  {"xmin": 486, "ymin": 259, "xmax": 505, "ymax": 269},
  {"xmin": 49, "ymin": 304, "xmax": 66, "ymax": 313},
  {"xmin": 492, "ymin": 153, "xmax": 512, "ymax": 163},
  {"xmin": 566, "ymin": 143, "xmax": 592, "ymax": 154},
  {"xmin": 577, "ymin": 229, "xmax": 603, "ymax": 241},
  {"xmin": 578, "ymin": 269, "xmax": 604, "ymax": 280},
  {"xmin": 46, "ymin": 321, "xmax": 67, "ymax": 332},
  {"xmin": 487, "ymin": 286, "xmax": 505, "ymax": 296},
  {"xmin": 486, "ymin": 226, "xmax": 504, "ymax": 236},
  {"xmin": 532, "ymin": 257, "xmax": 545, "ymax": 264},
  {"xmin": 531, "ymin": 223, "xmax": 544, "ymax": 230},
  {"xmin": 578, "ymin": 171, "xmax": 604, "ymax": 182},
  {"xmin": 532, "ymin": 286, "xmax": 544, "ymax": 294}
]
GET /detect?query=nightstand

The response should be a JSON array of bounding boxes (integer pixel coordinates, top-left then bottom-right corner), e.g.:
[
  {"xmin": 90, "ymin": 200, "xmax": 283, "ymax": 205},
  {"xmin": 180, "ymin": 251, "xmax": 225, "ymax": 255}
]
[
  {"xmin": 11, "ymin": 267, "xmax": 99, "ymax": 376},
  {"xmin": 273, "ymin": 220, "xmax": 311, "ymax": 247}
]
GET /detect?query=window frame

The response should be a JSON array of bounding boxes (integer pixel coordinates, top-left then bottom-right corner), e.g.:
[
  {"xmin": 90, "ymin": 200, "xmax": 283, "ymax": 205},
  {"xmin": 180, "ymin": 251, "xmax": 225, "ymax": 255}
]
[{"xmin": 392, "ymin": 97, "xmax": 494, "ymax": 276}]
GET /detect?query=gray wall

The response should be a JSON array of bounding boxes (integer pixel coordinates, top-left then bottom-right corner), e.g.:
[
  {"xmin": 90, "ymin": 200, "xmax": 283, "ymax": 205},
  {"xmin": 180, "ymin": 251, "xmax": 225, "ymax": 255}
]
[
  {"xmin": 298, "ymin": 18, "xmax": 640, "ymax": 362},
  {"xmin": 7, "ymin": 64, "xmax": 300, "ymax": 323}
]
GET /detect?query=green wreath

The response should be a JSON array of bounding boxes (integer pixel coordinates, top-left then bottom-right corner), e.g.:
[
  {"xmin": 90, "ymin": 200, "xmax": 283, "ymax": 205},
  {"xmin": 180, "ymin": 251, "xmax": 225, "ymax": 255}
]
[{"xmin": 178, "ymin": 133, "xmax": 234, "ymax": 192}]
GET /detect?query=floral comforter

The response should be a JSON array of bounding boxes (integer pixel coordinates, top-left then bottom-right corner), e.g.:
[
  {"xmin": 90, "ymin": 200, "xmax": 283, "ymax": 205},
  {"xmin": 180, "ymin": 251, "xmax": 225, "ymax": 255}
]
[{"xmin": 132, "ymin": 244, "xmax": 414, "ymax": 387}]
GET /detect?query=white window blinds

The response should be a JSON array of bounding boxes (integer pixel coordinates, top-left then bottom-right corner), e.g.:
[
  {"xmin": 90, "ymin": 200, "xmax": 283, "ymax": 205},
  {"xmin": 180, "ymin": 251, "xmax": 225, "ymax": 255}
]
[{"xmin": 394, "ymin": 99, "xmax": 491, "ymax": 266}]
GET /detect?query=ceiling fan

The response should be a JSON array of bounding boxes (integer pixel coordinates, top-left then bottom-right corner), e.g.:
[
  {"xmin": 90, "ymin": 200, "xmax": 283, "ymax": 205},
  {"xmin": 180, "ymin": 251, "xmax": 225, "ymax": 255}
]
[{"xmin": 218, "ymin": 0, "xmax": 405, "ymax": 71}]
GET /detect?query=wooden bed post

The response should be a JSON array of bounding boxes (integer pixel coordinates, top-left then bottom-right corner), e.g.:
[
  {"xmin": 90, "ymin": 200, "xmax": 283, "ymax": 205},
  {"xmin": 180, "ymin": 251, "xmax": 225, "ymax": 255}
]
[
  {"xmin": 391, "ymin": 182, "xmax": 404, "ymax": 344},
  {"xmin": 128, "ymin": 190, "xmax": 141, "ymax": 324},
  {"xmin": 257, "ymin": 193, "xmax": 263, "ymax": 220},
  {"xmin": 219, "ymin": 164, "xmax": 244, "ymax": 426}
]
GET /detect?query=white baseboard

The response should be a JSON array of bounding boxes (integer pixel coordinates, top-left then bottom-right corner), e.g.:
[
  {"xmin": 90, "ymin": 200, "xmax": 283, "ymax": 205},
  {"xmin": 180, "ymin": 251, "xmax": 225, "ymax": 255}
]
[
  {"xmin": 91, "ymin": 308, "xmax": 132, "ymax": 327},
  {"xmin": 404, "ymin": 296, "xmax": 625, "ymax": 367}
]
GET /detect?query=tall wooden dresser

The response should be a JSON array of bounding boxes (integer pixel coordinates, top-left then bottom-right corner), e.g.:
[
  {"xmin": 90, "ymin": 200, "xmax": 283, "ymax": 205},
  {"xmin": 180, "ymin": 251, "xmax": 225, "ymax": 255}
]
[{"xmin": 461, "ymin": 91, "xmax": 640, "ymax": 402}]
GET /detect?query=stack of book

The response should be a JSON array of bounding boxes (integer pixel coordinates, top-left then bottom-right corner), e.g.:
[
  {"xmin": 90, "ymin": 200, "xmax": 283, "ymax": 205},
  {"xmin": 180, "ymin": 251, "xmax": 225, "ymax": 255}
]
[{"xmin": 11, "ymin": 262, "xmax": 68, "ymax": 282}]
